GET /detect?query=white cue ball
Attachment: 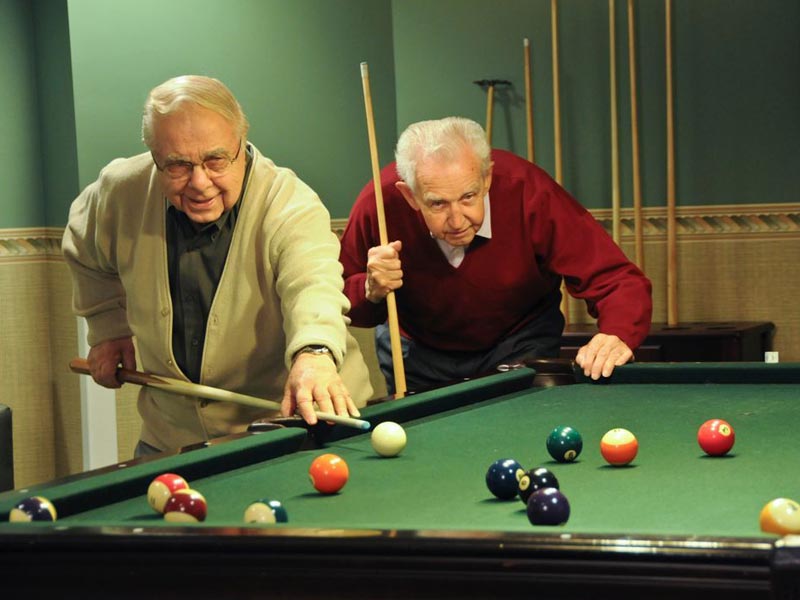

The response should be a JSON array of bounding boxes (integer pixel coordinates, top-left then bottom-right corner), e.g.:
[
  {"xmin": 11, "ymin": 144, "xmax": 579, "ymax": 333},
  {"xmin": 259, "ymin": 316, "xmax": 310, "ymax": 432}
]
[{"xmin": 371, "ymin": 421, "xmax": 407, "ymax": 457}]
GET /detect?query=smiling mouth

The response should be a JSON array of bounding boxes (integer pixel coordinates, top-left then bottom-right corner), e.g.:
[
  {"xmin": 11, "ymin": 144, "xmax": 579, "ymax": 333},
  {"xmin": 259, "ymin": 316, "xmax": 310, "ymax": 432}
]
[{"xmin": 187, "ymin": 196, "xmax": 216, "ymax": 206}]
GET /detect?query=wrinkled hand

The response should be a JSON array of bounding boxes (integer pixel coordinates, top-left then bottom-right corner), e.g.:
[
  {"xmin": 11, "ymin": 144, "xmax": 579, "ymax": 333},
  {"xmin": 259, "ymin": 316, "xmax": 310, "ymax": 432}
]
[
  {"xmin": 87, "ymin": 336, "xmax": 136, "ymax": 388},
  {"xmin": 575, "ymin": 333, "xmax": 633, "ymax": 380},
  {"xmin": 281, "ymin": 353, "xmax": 361, "ymax": 425},
  {"xmin": 365, "ymin": 240, "xmax": 403, "ymax": 303}
]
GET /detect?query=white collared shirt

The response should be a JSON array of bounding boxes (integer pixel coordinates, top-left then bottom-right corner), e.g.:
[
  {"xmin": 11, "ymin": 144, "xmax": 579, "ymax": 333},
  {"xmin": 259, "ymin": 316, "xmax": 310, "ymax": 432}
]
[{"xmin": 434, "ymin": 194, "xmax": 492, "ymax": 268}]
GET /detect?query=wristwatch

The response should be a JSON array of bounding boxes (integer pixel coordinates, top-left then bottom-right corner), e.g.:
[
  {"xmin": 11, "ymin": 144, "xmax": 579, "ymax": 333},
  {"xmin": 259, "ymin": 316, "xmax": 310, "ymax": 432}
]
[{"xmin": 293, "ymin": 345, "xmax": 334, "ymax": 363}]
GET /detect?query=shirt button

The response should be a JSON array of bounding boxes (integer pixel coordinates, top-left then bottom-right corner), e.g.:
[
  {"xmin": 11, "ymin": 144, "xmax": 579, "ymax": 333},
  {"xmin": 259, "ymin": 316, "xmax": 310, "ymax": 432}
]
[
  {"xmin": 161, "ymin": 308, "xmax": 169, "ymax": 317},
  {"xmin": 191, "ymin": 338, "xmax": 200, "ymax": 347}
]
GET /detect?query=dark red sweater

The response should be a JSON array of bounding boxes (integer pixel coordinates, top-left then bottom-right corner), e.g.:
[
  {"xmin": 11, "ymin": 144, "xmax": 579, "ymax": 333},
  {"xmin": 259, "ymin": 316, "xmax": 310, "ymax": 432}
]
[{"xmin": 339, "ymin": 149, "xmax": 652, "ymax": 352}]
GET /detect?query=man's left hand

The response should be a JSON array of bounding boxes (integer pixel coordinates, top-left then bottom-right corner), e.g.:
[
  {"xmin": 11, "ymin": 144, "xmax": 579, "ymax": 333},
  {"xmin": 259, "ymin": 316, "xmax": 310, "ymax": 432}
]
[
  {"xmin": 280, "ymin": 353, "xmax": 361, "ymax": 425},
  {"xmin": 575, "ymin": 333, "xmax": 633, "ymax": 380}
]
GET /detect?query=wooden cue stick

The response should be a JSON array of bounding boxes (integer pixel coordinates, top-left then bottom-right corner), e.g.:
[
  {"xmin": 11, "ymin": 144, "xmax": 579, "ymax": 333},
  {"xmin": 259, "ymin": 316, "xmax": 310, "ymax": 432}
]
[
  {"xmin": 360, "ymin": 62, "xmax": 407, "ymax": 397},
  {"xmin": 485, "ymin": 83, "xmax": 495, "ymax": 144},
  {"xmin": 665, "ymin": 0, "xmax": 678, "ymax": 325},
  {"xmin": 524, "ymin": 38, "xmax": 535, "ymax": 163},
  {"xmin": 609, "ymin": 0, "xmax": 621, "ymax": 245},
  {"xmin": 68, "ymin": 358, "xmax": 370, "ymax": 430},
  {"xmin": 551, "ymin": 0, "xmax": 568, "ymax": 326},
  {"xmin": 551, "ymin": 0, "xmax": 563, "ymax": 185},
  {"xmin": 628, "ymin": 0, "xmax": 644, "ymax": 269}
]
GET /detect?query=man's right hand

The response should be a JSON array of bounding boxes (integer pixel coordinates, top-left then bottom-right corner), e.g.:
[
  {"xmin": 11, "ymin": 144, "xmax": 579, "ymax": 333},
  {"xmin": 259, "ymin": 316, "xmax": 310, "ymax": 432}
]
[
  {"xmin": 87, "ymin": 336, "xmax": 137, "ymax": 388},
  {"xmin": 365, "ymin": 240, "xmax": 403, "ymax": 303}
]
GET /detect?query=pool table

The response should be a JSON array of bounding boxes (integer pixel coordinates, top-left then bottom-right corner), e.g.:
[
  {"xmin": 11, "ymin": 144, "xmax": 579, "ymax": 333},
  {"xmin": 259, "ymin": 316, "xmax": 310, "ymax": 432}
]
[{"xmin": 1, "ymin": 361, "xmax": 799, "ymax": 599}]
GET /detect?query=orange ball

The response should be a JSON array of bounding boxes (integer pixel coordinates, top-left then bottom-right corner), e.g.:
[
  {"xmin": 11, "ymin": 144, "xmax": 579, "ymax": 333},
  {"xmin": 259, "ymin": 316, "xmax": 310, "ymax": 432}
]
[
  {"xmin": 759, "ymin": 498, "xmax": 800, "ymax": 536},
  {"xmin": 600, "ymin": 428, "xmax": 639, "ymax": 466},
  {"xmin": 309, "ymin": 453, "xmax": 349, "ymax": 494}
]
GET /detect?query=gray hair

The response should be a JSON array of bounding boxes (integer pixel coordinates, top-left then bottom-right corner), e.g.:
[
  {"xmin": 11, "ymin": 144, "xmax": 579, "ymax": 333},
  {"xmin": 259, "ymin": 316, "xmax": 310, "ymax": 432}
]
[
  {"xmin": 395, "ymin": 117, "xmax": 491, "ymax": 193},
  {"xmin": 141, "ymin": 75, "xmax": 249, "ymax": 148}
]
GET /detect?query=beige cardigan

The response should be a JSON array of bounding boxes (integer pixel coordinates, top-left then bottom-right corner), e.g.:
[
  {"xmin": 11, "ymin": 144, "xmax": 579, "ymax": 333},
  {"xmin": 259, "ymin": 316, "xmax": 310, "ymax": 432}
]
[{"xmin": 63, "ymin": 144, "xmax": 372, "ymax": 450}]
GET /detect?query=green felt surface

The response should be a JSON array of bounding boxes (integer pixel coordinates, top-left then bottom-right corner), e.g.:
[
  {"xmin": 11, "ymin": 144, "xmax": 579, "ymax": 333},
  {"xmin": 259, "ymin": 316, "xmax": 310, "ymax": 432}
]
[{"xmin": 10, "ymin": 378, "xmax": 797, "ymax": 540}]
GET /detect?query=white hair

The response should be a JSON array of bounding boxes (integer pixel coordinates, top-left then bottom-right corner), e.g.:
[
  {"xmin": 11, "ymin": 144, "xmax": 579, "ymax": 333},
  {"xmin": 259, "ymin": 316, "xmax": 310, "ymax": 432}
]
[
  {"xmin": 395, "ymin": 117, "xmax": 491, "ymax": 193},
  {"xmin": 142, "ymin": 75, "xmax": 249, "ymax": 148}
]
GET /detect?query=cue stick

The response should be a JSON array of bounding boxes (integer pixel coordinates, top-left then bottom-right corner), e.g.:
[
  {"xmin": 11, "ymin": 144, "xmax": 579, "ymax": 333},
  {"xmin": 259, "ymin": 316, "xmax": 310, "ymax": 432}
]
[
  {"xmin": 665, "ymin": 0, "xmax": 678, "ymax": 325},
  {"xmin": 360, "ymin": 62, "xmax": 407, "ymax": 398},
  {"xmin": 628, "ymin": 0, "xmax": 645, "ymax": 269},
  {"xmin": 68, "ymin": 358, "xmax": 371, "ymax": 430},
  {"xmin": 551, "ymin": 0, "xmax": 568, "ymax": 326},
  {"xmin": 609, "ymin": 0, "xmax": 621, "ymax": 245},
  {"xmin": 485, "ymin": 82, "xmax": 495, "ymax": 144},
  {"xmin": 551, "ymin": 0, "xmax": 563, "ymax": 185},
  {"xmin": 524, "ymin": 38, "xmax": 535, "ymax": 163}
]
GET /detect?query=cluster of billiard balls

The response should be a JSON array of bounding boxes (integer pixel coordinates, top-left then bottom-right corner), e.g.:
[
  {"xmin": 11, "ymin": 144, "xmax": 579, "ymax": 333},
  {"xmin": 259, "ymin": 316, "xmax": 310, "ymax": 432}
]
[
  {"xmin": 485, "ymin": 458, "xmax": 569, "ymax": 525},
  {"xmin": 147, "ymin": 473, "xmax": 287, "ymax": 524}
]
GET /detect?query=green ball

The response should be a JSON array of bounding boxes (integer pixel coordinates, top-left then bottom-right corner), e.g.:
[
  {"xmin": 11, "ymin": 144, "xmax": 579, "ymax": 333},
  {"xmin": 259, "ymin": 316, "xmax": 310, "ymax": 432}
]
[{"xmin": 546, "ymin": 425, "xmax": 583, "ymax": 463}]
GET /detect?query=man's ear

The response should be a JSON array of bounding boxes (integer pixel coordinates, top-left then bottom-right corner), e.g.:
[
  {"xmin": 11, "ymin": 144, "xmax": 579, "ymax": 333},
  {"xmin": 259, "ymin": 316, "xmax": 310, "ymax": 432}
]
[{"xmin": 395, "ymin": 181, "xmax": 420, "ymax": 211}]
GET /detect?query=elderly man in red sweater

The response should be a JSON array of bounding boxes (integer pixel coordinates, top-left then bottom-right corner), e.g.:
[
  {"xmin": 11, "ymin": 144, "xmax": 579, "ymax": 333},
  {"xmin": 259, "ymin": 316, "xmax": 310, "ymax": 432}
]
[{"xmin": 339, "ymin": 117, "xmax": 651, "ymax": 393}]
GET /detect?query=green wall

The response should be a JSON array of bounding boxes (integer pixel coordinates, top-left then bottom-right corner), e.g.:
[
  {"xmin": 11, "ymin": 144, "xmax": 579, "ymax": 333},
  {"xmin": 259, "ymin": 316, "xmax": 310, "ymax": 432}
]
[
  {"xmin": 393, "ymin": 0, "xmax": 800, "ymax": 208},
  {"xmin": 0, "ymin": 0, "xmax": 797, "ymax": 227},
  {"xmin": 0, "ymin": 0, "xmax": 45, "ymax": 226},
  {"xmin": 64, "ymin": 0, "xmax": 397, "ymax": 221}
]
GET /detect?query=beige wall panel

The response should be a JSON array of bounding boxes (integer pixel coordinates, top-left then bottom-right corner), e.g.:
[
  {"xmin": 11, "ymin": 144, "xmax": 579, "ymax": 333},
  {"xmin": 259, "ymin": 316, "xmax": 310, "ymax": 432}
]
[
  {"xmin": 0, "ymin": 262, "xmax": 55, "ymax": 487},
  {"xmin": 567, "ymin": 235, "xmax": 799, "ymax": 361},
  {"xmin": 47, "ymin": 262, "xmax": 82, "ymax": 478}
]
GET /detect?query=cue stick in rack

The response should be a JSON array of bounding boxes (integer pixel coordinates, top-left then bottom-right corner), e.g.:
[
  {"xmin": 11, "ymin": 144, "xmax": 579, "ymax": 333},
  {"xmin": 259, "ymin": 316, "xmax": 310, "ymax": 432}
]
[
  {"xmin": 609, "ymin": 0, "xmax": 621, "ymax": 245},
  {"xmin": 360, "ymin": 62, "xmax": 407, "ymax": 398},
  {"xmin": 665, "ymin": 0, "xmax": 678, "ymax": 325},
  {"xmin": 551, "ymin": 0, "xmax": 568, "ymax": 326},
  {"xmin": 524, "ymin": 38, "xmax": 535, "ymax": 163},
  {"xmin": 628, "ymin": 0, "xmax": 644, "ymax": 269},
  {"xmin": 68, "ymin": 357, "xmax": 371, "ymax": 430},
  {"xmin": 485, "ymin": 82, "xmax": 495, "ymax": 144}
]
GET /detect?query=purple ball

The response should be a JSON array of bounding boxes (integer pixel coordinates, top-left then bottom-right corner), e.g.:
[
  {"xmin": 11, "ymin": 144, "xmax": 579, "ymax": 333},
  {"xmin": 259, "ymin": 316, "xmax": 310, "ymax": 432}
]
[{"xmin": 526, "ymin": 487, "xmax": 570, "ymax": 525}]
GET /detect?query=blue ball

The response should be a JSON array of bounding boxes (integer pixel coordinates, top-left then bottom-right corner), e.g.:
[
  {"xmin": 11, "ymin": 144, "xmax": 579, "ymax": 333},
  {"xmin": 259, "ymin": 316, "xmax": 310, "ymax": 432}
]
[
  {"xmin": 485, "ymin": 458, "xmax": 524, "ymax": 500},
  {"xmin": 9, "ymin": 496, "xmax": 57, "ymax": 522}
]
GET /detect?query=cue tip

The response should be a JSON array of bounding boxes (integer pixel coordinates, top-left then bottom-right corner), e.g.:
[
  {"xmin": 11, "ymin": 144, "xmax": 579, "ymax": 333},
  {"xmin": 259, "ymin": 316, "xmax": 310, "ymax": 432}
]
[
  {"xmin": 315, "ymin": 411, "xmax": 371, "ymax": 431},
  {"xmin": 360, "ymin": 62, "xmax": 369, "ymax": 76},
  {"xmin": 524, "ymin": 37, "xmax": 530, "ymax": 46}
]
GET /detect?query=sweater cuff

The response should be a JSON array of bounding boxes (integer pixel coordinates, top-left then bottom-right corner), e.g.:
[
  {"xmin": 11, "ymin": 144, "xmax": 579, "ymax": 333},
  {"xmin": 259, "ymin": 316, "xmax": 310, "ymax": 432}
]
[{"xmin": 84, "ymin": 308, "xmax": 134, "ymax": 347}]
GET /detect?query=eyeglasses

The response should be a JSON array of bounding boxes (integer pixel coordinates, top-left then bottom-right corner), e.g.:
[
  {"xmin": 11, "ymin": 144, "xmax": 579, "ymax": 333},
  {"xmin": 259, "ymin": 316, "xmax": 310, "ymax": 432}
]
[{"xmin": 152, "ymin": 139, "xmax": 242, "ymax": 180}]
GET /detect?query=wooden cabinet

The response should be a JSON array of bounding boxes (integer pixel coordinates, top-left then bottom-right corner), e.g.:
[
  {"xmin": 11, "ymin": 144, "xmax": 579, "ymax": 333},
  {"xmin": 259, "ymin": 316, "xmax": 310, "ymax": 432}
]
[{"xmin": 560, "ymin": 321, "xmax": 775, "ymax": 362}]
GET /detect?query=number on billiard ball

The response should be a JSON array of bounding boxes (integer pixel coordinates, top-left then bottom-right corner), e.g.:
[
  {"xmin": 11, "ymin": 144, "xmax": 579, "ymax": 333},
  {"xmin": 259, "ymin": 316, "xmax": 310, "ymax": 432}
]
[
  {"xmin": 309, "ymin": 453, "xmax": 349, "ymax": 494},
  {"xmin": 546, "ymin": 425, "xmax": 583, "ymax": 463},
  {"xmin": 147, "ymin": 473, "xmax": 189, "ymax": 514},
  {"xmin": 371, "ymin": 421, "xmax": 407, "ymax": 457},
  {"xmin": 244, "ymin": 499, "xmax": 288, "ymax": 524},
  {"xmin": 518, "ymin": 467, "xmax": 560, "ymax": 504},
  {"xmin": 485, "ymin": 458, "xmax": 524, "ymax": 500},
  {"xmin": 163, "ymin": 489, "xmax": 207, "ymax": 523},
  {"xmin": 759, "ymin": 497, "xmax": 800, "ymax": 535},
  {"xmin": 697, "ymin": 418, "xmax": 735, "ymax": 456},
  {"xmin": 526, "ymin": 487, "xmax": 570, "ymax": 526},
  {"xmin": 9, "ymin": 496, "xmax": 57, "ymax": 522},
  {"xmin": 600, "ymin": 428, "xmax": 639, "ymax": 466}
]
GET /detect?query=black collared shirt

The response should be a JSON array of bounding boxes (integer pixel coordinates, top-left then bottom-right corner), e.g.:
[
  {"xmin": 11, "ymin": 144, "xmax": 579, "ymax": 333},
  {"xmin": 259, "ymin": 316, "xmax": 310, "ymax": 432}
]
[{"xmin": 166, "ymin": 148, "xmax": 252, "ymax": 382}]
